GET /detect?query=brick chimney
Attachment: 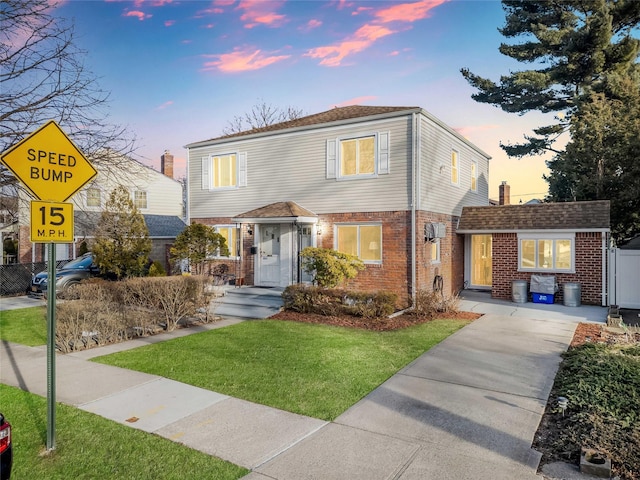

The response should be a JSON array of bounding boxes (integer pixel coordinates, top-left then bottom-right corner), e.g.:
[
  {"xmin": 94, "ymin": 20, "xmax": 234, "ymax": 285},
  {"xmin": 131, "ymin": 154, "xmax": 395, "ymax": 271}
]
[
  {"xmin": 161, "ymin": 150, "xmax": 174, "ymax": 179},
  {"xmin": 499, "ymin": 181, "xmax": 510, "ymax": 205}
]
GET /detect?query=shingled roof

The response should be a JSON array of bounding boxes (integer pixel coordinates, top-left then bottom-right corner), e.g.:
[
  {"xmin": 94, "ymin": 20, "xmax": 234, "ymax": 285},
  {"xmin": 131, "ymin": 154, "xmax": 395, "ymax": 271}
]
[
  {"xmin": 75, "ymin": 211, "xmax": 186, "ymax": 238},
  {"xmin": 187, "ymin": 105, "xmax": 419, "ymax": 146},
  {"xmin": 457, "ymin": 200, "xmax": 610, "ymax": 232},
  {"xmin": 233, "ymin": 201, "xmax": 317, "ymax": 220}
]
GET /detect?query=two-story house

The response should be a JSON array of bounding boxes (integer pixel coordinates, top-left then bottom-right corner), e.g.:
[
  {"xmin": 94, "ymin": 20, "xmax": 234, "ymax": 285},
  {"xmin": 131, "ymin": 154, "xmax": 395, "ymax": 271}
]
[
  {"xmin": 186, "ymin": 105, "xmax": 491, "ymax": 306},
  {"xmin": 16, "ymin": 151, "xmax": 185, "ymax": 272}
]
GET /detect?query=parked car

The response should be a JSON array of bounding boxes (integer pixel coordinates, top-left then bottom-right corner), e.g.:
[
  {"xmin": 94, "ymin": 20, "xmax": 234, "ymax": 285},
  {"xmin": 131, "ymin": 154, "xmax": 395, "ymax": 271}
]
[
  {"xmin": 30, "ymin": 252, "xmax": 102, "ymax": 298},
  {"xmin": 0, "ymin": 413, "xmax": 12, "ymax": 480}
]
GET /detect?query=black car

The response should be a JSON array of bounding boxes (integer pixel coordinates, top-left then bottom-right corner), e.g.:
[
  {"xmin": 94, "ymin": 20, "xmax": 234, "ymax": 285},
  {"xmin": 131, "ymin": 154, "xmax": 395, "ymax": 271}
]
[
  {"xmin": 0, "ymin": 413, "xmax": 11, "ymax": 480},
  {"xmin": 30, "ymin": 252, "xmax": 101, "ymax": 298}
]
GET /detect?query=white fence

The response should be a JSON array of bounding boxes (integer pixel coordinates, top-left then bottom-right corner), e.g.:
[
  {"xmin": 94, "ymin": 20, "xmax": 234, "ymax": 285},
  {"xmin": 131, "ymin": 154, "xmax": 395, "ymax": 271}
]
[{"xmin": 609, "ymin": 248, "xmax": 640, "ymax": 308}]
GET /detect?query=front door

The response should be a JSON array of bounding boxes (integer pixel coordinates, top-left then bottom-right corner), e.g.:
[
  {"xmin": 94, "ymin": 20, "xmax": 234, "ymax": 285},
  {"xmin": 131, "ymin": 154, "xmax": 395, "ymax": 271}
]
[
  {"xmin": 471, "ymin": 234, "xmax": 492, "ymax": 287},
  {"xmin": 258, "ymin": 224, "xmax": 280, "ymax": 286}
]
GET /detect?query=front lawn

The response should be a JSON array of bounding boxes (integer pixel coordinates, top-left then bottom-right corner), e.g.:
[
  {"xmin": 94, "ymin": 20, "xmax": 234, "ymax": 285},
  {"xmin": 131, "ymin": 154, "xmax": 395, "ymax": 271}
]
[
  {"xmin": 0, "ymin": 306, "xmax": 46, "ymax": 346},
  {"xmin": 0, "ymin": 384, "xmax": 248, "ymax": 480},
  {"xmin": 92, "ymin": 318, "xmax": 470, "ymax": 420}
]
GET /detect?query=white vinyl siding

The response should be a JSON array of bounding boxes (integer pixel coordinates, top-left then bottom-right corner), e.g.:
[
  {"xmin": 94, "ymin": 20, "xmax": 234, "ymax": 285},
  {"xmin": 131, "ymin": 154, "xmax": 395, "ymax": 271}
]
[{"xmin": 190, "ymin": 119, "xmax": 408, "ymax": 218}]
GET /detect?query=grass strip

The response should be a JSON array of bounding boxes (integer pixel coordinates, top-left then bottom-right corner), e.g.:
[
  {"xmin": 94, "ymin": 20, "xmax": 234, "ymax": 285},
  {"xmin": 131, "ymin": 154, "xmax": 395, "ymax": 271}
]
[
  {"xmin": 93, "ymin": 318, "xmax": 469, "ymax": 420},
  {"xmin": 0, "ymin": 306, "xmax": 47, "ymax": 346},
  {"xmin": 0, "ymin": 384, "xmax": 248, "ymax": 480}
]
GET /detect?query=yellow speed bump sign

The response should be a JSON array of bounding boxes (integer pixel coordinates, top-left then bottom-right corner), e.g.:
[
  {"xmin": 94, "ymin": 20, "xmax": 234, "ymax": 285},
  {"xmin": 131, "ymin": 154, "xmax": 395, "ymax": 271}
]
[{"xmin": 1, "ymin": 121, "xmax": 97, "ymax": 202}]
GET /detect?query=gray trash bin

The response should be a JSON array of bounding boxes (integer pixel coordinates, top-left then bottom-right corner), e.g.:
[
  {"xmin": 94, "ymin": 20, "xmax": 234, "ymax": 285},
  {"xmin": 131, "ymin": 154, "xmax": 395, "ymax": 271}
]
[
  {"xmin": 512, "ymin": 280, "xmax": 528, "ymax": 303},
  {"xmin": 563, "ymin": 282, "xmax": 581, "ymax": 307}
]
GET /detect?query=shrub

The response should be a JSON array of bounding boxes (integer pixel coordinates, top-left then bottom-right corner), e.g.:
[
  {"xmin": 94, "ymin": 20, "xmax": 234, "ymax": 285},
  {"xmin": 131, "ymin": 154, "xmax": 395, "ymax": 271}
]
[
  {"xmin": 148, "ymin": 261, "xmax": 166, "ymax": 277},
  {"xmin": 411, "ymin": 289, "xmax": 460, "ymax": 317},
  {"xmin": 282, "ymin": 285, "xmax": 397, "ymax": 319},
  {"xmin": 300, "ymin": 247, "xmax": 365, "ymax": 288}
]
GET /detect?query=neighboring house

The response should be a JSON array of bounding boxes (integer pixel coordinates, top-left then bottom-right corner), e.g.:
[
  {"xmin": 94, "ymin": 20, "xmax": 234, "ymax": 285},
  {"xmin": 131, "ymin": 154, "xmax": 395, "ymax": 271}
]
[
  {"xmin": 15, "ymin": 151, "xmax": 185, "ymax": 272},
  {"xmin": 186, "ymin": 105, "xmax": 491, "ymax": 306},
  {"xmin": 457, "ymin": 199, "xmax": 610, "ymax": 305}
]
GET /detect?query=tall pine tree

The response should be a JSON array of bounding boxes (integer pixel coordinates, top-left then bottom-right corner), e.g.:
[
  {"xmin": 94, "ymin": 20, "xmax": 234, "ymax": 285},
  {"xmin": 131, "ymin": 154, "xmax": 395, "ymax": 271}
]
[{"xmin": 461, "ymin": 0, "xmax": 640, "ymax": 241}]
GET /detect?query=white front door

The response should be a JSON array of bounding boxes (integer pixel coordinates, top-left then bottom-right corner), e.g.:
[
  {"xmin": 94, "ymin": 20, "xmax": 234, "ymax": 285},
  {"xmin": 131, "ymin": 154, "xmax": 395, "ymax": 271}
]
[{"xmin": 258, "ymin": 224, "xmax": 280, "ymax": 286}]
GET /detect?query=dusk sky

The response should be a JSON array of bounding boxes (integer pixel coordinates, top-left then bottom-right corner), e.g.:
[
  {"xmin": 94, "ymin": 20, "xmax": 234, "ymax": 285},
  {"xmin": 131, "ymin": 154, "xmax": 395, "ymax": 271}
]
[{"xmin": 54, "ymin": 0, "xmax": 557, "ymax": 203}]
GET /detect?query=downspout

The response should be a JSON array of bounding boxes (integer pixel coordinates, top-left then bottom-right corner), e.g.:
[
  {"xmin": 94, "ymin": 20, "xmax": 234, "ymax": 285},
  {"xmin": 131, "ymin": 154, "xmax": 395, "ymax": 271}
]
[
  {"xmin": 602, "ymin": 231, "xmax": 608, "ymax": 306},
  {"xmin": 185, "ymin": 147, "xmax": 190, "ymax": 224},
  {"xmin": 411, "ymin": 112, "xmax": 419, "ymax": 303}
]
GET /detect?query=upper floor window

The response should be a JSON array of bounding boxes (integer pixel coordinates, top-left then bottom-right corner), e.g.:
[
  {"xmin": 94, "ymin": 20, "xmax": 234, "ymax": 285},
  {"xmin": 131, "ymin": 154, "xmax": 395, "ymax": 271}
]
[
  {"xmin": 471, "ymin": 161, "xmax": 477, "ymax": 192},
  {"xmin": 340, "ymin": 136, "xmax": 375, "ymax": 177},
  {"xmin": 326, "ymin": 132, "xmax": 389, "ymax": 180},
  {"xmin": 335, "ymin": 224, "xmax": 382, "ymax": 263},
  {"xmin": 86, "ymin": 188, "xmax": 101, "ymax": 207},
  {"xmin": 201, "ymin": 153, "xmax": 247, "ymax": 190},
  {"xmin": 214, "ymin": 225, "xmax": 238, "ymax": 258},
  {"xmin": 518, "ymin": 233, "xmax": 574, "ymax": 272},
  {"xmin": 134, "ymin": 190, "xmax": 147, "ymax": 209},
  {"xmin": 451, "ymin": 150, "xmax": 459, "ymax": 185}
]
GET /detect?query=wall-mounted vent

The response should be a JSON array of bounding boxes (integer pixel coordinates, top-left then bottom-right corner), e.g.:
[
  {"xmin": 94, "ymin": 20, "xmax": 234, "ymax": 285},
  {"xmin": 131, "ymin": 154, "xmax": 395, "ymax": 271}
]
[{"xmin": 425, "ymin": 222, "xmax": 446, "ymax": 240}]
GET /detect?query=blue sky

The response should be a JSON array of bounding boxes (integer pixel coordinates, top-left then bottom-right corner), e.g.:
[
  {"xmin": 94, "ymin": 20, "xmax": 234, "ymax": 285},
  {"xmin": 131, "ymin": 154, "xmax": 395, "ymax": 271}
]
[{"xmin": 55, "ymin": 0, "xmax": 554, "ymax": 202}]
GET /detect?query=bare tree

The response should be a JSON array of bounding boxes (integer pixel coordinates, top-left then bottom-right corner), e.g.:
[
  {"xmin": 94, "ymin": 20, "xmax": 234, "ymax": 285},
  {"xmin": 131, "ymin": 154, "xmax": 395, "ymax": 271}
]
[
  {"xmin": 0, "ymin": 0, "xmax": 137, "ymax": 190},
  {"xmin": 222, "ymin": 98, "xmax": 305, "ymax": 135}
]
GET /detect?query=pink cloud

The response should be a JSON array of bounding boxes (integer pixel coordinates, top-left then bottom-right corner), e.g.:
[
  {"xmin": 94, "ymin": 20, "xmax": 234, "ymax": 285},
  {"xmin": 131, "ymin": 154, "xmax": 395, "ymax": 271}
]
[
  {"xmin": 132, "ymin": 0, "xmax": 173, "ymax": 6},
  {"xmin": 334, "ymin": 96, "xmax": 378, "ymax": 107},
  {"xmin": 202, "ymin": 47, "xmax": 291, "ymax": 73},
  {"xmin": 375, "ymin": 0, "xmax": 448, "ymax": 23},
  {"xmin": 455, "ymin": 124, "xmax": 500, "ymax": 138},
  {"xmin": 124, "ymin": 10, "xmax": 152, "ymax": 21},
  {"xmin": 305, "ymin": 24, "xmax": 394, "ymax": 67},
  {"xmin": 237, "ymin": 0, "xmax": 287, "ymax": 28},
  {"xmin": 156, "ymin": 101, "xmax": 174, "ymax": 110},
  {"xmin": 300, "ymin": 19, "xmax": 322, "ymax": 32},
  {"xmin": 164, "ymin": 19, "xmax": 175, "ymax": 27}
]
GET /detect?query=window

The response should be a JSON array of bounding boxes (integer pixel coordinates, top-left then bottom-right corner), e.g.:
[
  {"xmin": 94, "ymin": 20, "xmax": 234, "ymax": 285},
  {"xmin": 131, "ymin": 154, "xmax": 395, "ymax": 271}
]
[
  {"xmin": 518, "ymin": 233, "xmax": 574, "ymax": 272},
  {"xmin": 86, "ymin": 188, "xmax": 101, "ymax": 207},
  {"xmin": 335, "ymin": 224, "xmax": 382, "ymax": 263},
  {"xmin": 134, "ymin": 190, "xmax": 147, "ymax": 209},
  {"xmin": 326, "ymin": 132, "xmax": 389, "ymax": 180},
  {"xmin": 340, "ymin": 136, "xmax": 375, "ymax": 177},
  {"xmin": 215, "ymin": 225, "xmax": 238, "ymax": 257},
  {"xmin": 202, "ymin": 153, "xmax": 247, "ymax": 190},
  {"xmin": 471, "ymin": 161, "xmax": 477, "ymax": 191},
  {"xmin": 451, "ymin": 150, "xmax": 459, "ymax": 185},
  {"xmin": 430, "ymin": 239, "xmax": 440, "ymax": 263},
  {"xmin": 213, "ymin": 154, "xmax": 237, "ymax": 188}
]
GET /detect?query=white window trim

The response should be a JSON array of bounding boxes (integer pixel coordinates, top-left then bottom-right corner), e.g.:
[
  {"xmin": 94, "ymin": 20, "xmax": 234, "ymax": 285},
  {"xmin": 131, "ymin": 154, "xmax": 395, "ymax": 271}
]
[
  {"xmin": 86, "ymin": 187, "xmax": 101, "ymax": 207},
  {"xmin": 212, "ymin": 225, "xmax": 240, "ymax": 259},
  {"xmin": 451, "ymin": 149, "xmax": 459, "ymax": 186},
  {"xmin": 337, "ymin": 133, "xmax": 378, "ymax": 180},
  {"xmin": 517, "ymin": 232, "xmax": 575, "ymax": 273},
  {"xmin": 134, "ymin": 190, "xmax": 148, "ymax": 209},
  {"xmin": 334, "ymin": 222, "xmax": 382, "ymax": 264}
]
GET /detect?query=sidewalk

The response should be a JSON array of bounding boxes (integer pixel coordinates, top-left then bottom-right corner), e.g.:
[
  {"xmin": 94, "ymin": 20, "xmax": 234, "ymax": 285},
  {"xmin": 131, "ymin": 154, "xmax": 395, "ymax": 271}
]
[{"xmin": 1, "ymin": 294, "xmax": 607, "ymax": 479}]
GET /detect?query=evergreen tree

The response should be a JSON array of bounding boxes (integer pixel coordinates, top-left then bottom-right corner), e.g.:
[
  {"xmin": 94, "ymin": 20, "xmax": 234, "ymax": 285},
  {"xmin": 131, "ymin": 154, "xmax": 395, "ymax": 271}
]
[
  {"xmin": 462, "ymin": 0, "xmax": 640, "ymax": 241},
  {"xmin": 170, "ymin": 223, "xmax": 228, "ymax": 275},
  {"xmin": 93, "ymin": 186, "xmax": 151, "ymax": 278},
  {"xmin": 462, "ymin": 0, "xmax": 640, "ymax": 157}
]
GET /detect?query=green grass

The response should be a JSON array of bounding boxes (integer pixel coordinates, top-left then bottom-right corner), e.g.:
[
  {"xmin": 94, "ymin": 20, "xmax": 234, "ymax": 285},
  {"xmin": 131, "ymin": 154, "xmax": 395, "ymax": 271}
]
[
  {"xmin": 93, "ymin": 318, "xmax": 469, "ymax": 420},
  {"xmin": 0, "ymin": 384, "xmax": 248, "ymax": 480},
  {"xmin": 0, "ymin": 306, "xmax": 47, "ymax": 346}
]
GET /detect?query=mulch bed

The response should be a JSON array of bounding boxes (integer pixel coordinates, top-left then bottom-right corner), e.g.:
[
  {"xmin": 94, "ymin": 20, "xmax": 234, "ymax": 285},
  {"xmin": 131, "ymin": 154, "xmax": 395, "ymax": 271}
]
[
  {"xmin": 570, "ymin": 322, "xmax": 640, "ymax": 347},
  {"xmin": 270, "ymin": 310, "xmax": 481, "ymax": 331}
]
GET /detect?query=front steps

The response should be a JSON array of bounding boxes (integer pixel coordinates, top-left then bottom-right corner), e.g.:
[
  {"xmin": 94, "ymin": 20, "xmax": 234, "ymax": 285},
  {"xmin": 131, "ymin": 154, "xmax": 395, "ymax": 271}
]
[{"xmin": 213, "ymin": 286, "xmax": 284, "ymax": 320}]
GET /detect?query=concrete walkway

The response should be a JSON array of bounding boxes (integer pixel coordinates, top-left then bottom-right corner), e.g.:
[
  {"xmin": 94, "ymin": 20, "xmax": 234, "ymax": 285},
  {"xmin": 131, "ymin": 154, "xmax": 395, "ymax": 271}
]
[{"xmin": 0, "ymin": 293, "xmax": 608, "ymax": 479}]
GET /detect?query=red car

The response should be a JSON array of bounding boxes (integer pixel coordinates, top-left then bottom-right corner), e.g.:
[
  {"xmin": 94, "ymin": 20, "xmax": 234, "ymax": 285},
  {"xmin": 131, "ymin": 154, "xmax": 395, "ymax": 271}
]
[{"xmin": 0, "ymin": 413, "xmax": 11, "ymax": 480}]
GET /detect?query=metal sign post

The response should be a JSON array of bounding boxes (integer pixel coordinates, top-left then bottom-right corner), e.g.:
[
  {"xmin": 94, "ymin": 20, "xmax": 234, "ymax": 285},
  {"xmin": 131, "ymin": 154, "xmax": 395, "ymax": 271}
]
[
  {"xmin": 46, "ymin": 243, "xmax": 57, "ymax": 450},
  {"xmin": 0, "ymin": 121, "xmax": 95, "ymax": 453}
]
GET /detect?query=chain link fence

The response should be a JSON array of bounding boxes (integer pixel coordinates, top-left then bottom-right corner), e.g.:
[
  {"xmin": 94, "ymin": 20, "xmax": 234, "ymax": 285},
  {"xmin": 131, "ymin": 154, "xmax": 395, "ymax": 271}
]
[{"xmin": 0, "ymin": 261, "xmax": 68, "ymax": 296}]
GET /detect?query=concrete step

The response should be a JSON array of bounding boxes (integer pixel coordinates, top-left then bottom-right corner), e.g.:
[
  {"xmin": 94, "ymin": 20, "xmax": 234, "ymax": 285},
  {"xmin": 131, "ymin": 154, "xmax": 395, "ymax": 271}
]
[{"xmin": 213, "ymin": 286, "xmax": 284, "ymax": 320}]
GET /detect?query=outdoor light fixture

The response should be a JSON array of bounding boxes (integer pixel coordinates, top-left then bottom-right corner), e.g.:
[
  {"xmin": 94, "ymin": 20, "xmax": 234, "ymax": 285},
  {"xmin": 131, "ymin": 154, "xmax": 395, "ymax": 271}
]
[
  {"xmin": 247, "ymin": 225, "xmax": 253, "ymax": 235},
  {"xmin": 557, "ymin": 396, "xmax": 568, "ymax": 416}
]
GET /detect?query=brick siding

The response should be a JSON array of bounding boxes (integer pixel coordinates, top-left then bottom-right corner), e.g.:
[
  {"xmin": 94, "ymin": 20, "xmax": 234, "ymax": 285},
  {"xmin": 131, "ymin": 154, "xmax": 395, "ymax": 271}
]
[{"xmin": 491, "ymin": 232, "xmax": 605, "ymax": 305}]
